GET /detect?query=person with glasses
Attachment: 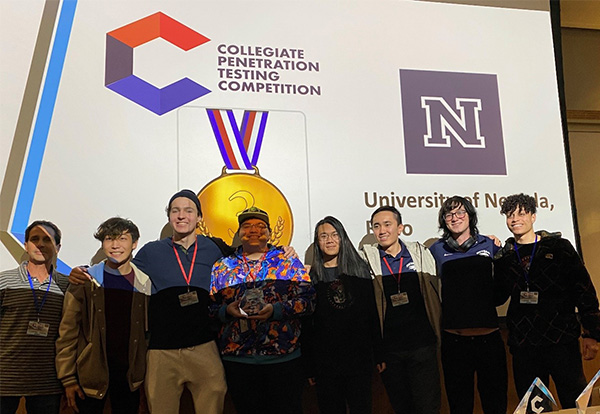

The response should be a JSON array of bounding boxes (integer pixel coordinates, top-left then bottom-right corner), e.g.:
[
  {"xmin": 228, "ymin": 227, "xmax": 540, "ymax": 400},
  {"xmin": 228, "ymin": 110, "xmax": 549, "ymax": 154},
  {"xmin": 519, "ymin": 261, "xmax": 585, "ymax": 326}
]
[
  {"xmin": 361, "ymin": 206, "xmax": 442, "ymax": 414},
  {"xmin": 302, "ymin": 216, "xmax": 380, "ymax": 414},
  {"xmin": 429, "ymin": 196, "xmax": 507, "ymax": 414},
  {"xmin": 210, "ymin": 207, "xmax": 315, "ymax": 414}
]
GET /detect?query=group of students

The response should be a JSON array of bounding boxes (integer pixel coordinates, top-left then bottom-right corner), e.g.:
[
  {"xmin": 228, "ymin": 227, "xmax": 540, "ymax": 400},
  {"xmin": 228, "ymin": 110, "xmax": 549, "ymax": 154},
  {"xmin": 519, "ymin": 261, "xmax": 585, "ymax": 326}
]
[{"xmin": 0, "ymin": 190, "xmax": 598, "ymax": 414}]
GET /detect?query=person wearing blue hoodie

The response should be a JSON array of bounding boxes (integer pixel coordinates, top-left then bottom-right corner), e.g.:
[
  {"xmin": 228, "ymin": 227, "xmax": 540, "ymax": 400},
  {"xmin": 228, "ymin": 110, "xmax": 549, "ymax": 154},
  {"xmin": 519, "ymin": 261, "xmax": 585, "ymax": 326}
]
[{"xmin": 55, "ymin": 217, "xmax": 151, "ymax": 414}]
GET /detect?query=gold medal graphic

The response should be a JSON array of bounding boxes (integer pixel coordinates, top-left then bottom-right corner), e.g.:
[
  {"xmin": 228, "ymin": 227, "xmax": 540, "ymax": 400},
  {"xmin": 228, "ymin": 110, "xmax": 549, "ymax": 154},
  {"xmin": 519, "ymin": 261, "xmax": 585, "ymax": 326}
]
[
  {"xmin": 196, "ymin": 109, "xmax": 293, "ymax": 246},
  {"xmin": 197, "ymin": 167, "xmax": 292, "ymax": 246}
]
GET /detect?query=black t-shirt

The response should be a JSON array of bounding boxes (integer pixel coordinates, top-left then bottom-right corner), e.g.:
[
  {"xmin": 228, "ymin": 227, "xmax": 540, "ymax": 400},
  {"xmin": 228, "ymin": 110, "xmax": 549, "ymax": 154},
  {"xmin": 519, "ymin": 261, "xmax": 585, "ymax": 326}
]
[
  {"xmin": 104, "ymin": 268, "xmax": 134, "ymax": 373},
  {"xmin": 304, "ymin": 267, "xmax": 379, "ymax": 377},
  {"xmin": 381, "ymin": 271, "xmax": 436, "ymax": 351},
  {"xmin": 515, "ymin": 242, "xmax": 535, "ymax": 274}
]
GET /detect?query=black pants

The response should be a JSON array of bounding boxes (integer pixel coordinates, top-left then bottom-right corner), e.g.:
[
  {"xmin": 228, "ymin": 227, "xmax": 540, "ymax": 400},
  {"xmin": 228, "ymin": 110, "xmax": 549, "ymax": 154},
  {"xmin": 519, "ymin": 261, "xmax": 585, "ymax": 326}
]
[
  {"xmin": 315, "ymin": 372, "xmax": 372, "ymax": 414},
  {"xmin": 511, "ymin": 340, "xmax": 587, "ymax": 409},
  {"xmin": 441, "ymin": 330, "xmax": 507, "ymax": 414},
  {"xmin": 0, "ymin": 394, "xmax": 61, "ymax": 414},
  {"xmin": 223, "ymin": 357, "xmax": 304, "ymax": 414},
  {"xmin": 76, "ymin": 373, "xmax": 140, "ymax": 414},
  {"xmin": 380, "ymin": 343, "xmax": 441, "ymax": 414}
]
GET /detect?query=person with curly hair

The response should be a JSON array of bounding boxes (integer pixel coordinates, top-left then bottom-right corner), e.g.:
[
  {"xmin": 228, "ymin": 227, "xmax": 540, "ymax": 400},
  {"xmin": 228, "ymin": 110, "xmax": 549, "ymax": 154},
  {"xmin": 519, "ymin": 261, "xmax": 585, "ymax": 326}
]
[{"xmin": 495, "ymin": 193, "xmax": 600, "ymax": 408}]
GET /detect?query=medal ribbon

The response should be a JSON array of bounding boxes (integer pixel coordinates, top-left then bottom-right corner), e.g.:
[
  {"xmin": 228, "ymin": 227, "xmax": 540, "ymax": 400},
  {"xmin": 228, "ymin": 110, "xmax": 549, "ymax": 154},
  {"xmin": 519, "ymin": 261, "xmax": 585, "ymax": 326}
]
[
  {"xmin": 206, "ymin": 109, "xmax": 269, "ymax": 170},
  {"xmin": 514, "ymin": 235, "xmax": 538, "ymax": 290},
  {"xmin": 383, "ymin": 257, "xmax": 404, "ymax": 292},
  {"xmin": 242, "ymin": 252, "xmax": 268, "ymax": 285},
  {"xmin": 27, "ymin": 270, "xmax": 53, "ymax": 317},
  {"xmin": 173, "ymin": 239, "xmax": 198, "ymax": 287}
]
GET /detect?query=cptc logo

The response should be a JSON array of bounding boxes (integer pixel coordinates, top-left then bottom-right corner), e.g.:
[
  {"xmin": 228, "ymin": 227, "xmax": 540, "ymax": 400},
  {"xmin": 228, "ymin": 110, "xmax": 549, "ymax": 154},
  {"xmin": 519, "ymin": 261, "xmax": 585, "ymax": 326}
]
[
  {"xmin": 399, "ymin": 69, "xmax": 506, "ymax": 175},
  {"xmin": 105, "ymin": 12, "xmax": 210, "ymax": 115}
]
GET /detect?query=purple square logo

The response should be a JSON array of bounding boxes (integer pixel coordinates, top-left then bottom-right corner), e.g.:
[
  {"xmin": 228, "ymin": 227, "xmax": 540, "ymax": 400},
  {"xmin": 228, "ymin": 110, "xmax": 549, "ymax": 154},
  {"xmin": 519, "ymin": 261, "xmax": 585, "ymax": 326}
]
[{"xmin": 399, "ymin": 69, "xmax": 506, "ymax": 175}]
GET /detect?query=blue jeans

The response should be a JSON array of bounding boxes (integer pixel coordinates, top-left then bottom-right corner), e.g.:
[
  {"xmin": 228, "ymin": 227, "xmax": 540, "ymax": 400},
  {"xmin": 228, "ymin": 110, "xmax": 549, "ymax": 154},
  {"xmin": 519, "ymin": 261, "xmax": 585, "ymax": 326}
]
[
  {"xmin": 380, "ymin": 343, "xmax": 441, "ymax": 414},
  {"xmin": 0, "ymin": 394, "xmax": 61, "ymax": 414}
]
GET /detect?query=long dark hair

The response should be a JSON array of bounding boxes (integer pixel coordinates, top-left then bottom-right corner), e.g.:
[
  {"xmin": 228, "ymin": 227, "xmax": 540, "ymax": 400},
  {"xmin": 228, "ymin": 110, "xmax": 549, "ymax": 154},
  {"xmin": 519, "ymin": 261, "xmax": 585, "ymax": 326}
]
[{"xmin": 312, "ymin": 216, "xmax": 370, "ymax": 282}]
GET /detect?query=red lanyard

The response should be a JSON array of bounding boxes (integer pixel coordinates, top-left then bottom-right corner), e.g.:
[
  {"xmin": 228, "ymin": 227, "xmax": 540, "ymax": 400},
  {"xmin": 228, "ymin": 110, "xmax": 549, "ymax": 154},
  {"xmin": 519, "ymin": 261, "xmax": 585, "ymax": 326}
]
[
  {"xmin": 383, "ymin": 256, "xmax": 404, "ymax": 288},
  {"xmin": 242, "ymin": 252, "xmax": 268, "ymax": 284},
  {"xmin": 172, "ymin": 239, "xmax": 198, "ymax": 286}
]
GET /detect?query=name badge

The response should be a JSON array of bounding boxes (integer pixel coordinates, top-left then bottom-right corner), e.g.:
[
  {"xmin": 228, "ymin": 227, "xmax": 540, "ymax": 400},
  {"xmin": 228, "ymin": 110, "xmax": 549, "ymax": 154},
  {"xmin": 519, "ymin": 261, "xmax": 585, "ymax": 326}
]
[
  {"xmin": 520, "ymin": 291, "xmax": 539, "ymax": 305},
  {"xmin": 391, "ymin": 292, "xmax": 409, "ymax": 307},
  {"xmin": 27, "ymin": 321, "xmax": 49, "ymax": 337},
  {"xmin": 179, "ymin": 291, "xmax": 199, "ymax": 307},
  {"xmin": 239, "ymin": 319, "xmax": 249, "ymax": 333}
]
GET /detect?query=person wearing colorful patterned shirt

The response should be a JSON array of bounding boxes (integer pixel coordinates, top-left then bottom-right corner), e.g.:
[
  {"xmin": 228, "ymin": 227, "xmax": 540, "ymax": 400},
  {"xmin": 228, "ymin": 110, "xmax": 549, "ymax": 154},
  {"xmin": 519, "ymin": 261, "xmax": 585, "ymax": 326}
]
[
  {"xmin": 495, "ymin": 193, "xmax": 600, "ymax": 409},
  {"xmin": 210, "ymin": 207, "xmax": 315, "ymax": 414},
  {"xmin": 0, "ymin": 220, "xmax": 69, "ymax": 414},
  {"xmin": 429, "ymin": 196, "xmax": 507, "ymax": 414}
]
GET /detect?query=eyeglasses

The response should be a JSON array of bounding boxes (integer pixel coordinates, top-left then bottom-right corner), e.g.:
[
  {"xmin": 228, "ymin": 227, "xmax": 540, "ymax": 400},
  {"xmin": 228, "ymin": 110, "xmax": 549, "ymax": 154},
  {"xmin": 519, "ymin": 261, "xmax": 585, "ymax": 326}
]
[
  {"xmin": 318, "ymin": 232, "xmax": 340, "ymax": 242},
  {"xmin": 444, "ymin": 210, "xmax": 467, "ymax": 221},
  {"xmin": 241, "ymin": 223, "xmax": 268, "ymax": 231}
]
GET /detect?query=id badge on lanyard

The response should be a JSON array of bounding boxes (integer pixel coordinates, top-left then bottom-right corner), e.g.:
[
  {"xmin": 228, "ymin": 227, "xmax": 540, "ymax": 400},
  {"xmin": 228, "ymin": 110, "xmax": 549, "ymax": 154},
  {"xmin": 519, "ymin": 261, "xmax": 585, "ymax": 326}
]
[
  {"xmin": 26, "ymin": 271, "xmax": 52, "ymax": 336},
  {"xmin": 515, "ymin": 236, "xmax": 539, "ymax": 305},
  {"xmin": 383, "ymin": 257, "xmax": 409, "ymax": 307},
  {"xmin": 519, "ymin": 290, "xmax": 539, "ymax": 305},
  {"xmin": 173, "ymin": 241, "xmax": 200, "ymax": 307}
]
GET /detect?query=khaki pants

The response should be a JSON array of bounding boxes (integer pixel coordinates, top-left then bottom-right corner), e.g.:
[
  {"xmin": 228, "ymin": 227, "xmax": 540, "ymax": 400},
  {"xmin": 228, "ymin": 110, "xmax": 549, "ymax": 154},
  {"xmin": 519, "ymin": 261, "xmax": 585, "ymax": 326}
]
[{"xmin": 145, "ymin": 341, "xmax": 227, "ymax": 414}]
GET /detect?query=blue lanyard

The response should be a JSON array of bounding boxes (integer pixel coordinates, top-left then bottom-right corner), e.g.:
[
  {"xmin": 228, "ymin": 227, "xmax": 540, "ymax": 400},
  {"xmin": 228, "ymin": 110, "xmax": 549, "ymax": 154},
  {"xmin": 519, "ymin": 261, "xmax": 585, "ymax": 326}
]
[
  {"xmin": 27, "ymin": 270, "xmax": 53, "ymax": 316},
  {"xmin": 514, "ymin": 235, "xmax": 537, "ymax": 290}
]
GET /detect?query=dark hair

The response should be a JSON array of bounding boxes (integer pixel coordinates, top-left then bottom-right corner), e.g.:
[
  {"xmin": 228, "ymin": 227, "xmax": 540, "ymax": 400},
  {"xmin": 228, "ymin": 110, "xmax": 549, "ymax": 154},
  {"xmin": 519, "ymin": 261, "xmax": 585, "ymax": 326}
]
[
  {"xmin": 438, "ymin": 196, "xmax": 479, "ymax": 238},
  {"xmin": 25, "ymin": 220, "xmax": 62, "ymax": 245},
  {"xmin": 312, "ymin": 216, "xmax": 370, "ymax": 282},
  {"xmin": 370, "ymin": 206, "xmax": 402, "ymax": 225},
  {"xmin": 94, "ymin": 217, "xmax": 140, "ymax": 242},
  {"xmin": 500, "ymin": 193, "xmax": 537, "ymax": 216}
]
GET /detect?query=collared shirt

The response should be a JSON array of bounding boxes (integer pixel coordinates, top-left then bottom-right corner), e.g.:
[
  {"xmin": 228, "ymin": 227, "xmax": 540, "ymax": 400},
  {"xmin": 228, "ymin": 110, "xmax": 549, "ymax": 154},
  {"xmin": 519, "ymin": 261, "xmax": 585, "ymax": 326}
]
[
  {"xmin": 0, "ymin": 262, "xmax": 68, "ymax": 395},
  {"xmin": 378, "ymin": 240, "xmax": 416, "ymax": 276}
]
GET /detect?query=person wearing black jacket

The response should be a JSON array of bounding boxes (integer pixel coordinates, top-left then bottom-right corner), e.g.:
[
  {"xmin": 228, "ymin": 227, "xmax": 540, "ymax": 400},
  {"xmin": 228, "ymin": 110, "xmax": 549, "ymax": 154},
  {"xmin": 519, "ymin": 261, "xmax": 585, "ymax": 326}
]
[
  {"xmin": 495, "ymin": 193, "xmax": 600, "ymax": 408},
  {"xmin": 302, "ymin": 216, "xmax": 381, "ymax": 414}
]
